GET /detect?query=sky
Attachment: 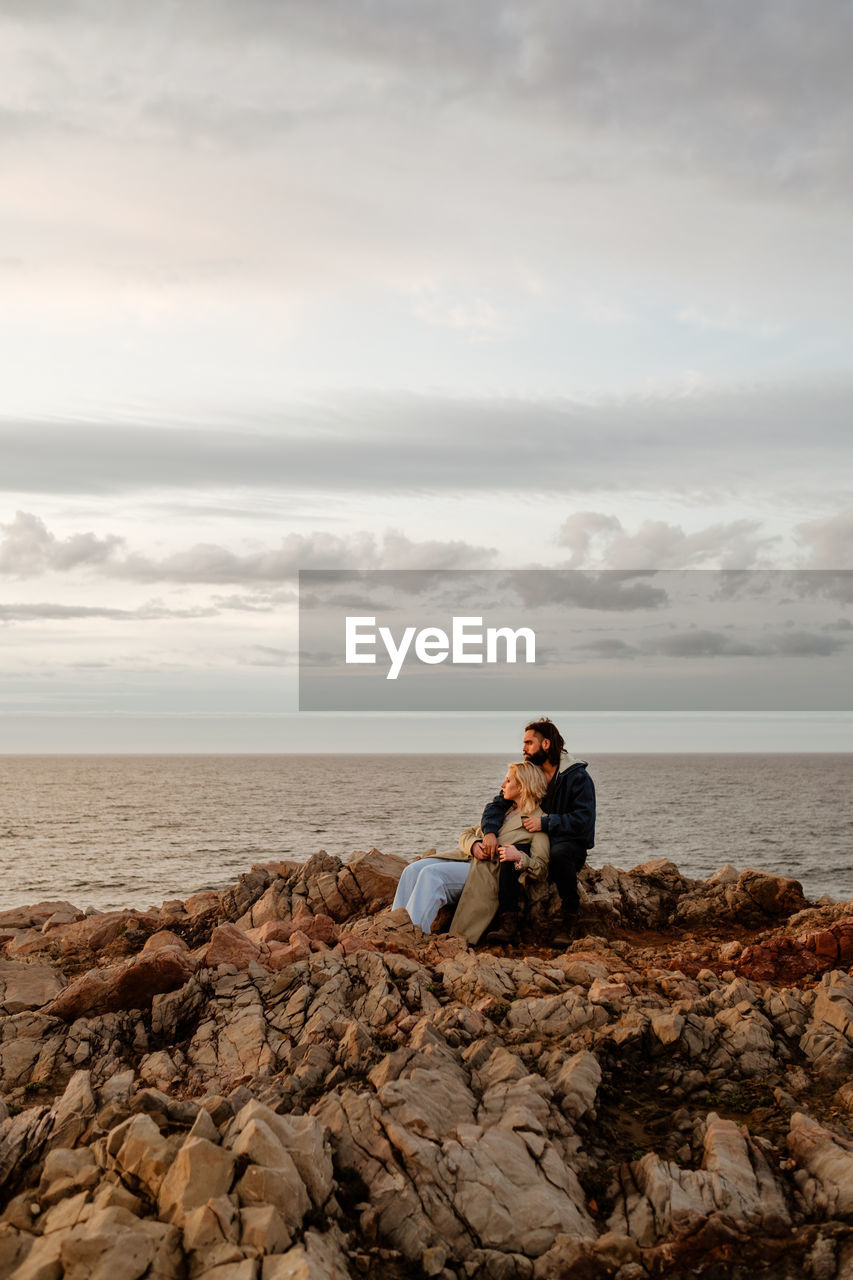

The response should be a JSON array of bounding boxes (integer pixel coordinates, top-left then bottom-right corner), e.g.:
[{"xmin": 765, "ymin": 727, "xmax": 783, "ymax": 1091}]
[{"xmin": 1, "ymin": 0, "xmax": 852, "ymax": 753}]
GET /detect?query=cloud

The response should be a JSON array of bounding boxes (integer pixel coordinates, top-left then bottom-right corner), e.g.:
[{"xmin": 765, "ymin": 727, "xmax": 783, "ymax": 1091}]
[
  {"xmin": 247, "ymin": 647, "xmax": 295, "ymax": 667},
  {"xmin": 651, "ymin": 629, "xmax": 760, "ymax": 658},
  {"xmin": 0, "ymin": 513, "xmax": 495, "ymax": 584},
  {"xmin": 584, "ymin": 637, "xmax": 638, "ymax": 658},
  {"xmin": 0, "ymin": 600, "xmax": 214, "ymax": 622},
  {"xmin": 4, "ymin": 1, "xmax": 851, "ymax": 209},
  {"xmin": 796, "ymin": 509, "xmax": 853, "ymax": 568},
  {"xmin": 577, "ymin": 627, "xmax": 847, "ymax": 661},
  {"xmin": 211, "ymin": 594, "xmax": 280, "ymax": 613},
  {"xmin": 557, "ymin": 512, "xmax": 775, "ymax": 569},
  {"xmin": 503, "ymin": 569, "xmax": 668, "ymax": 612},
  {"xmin": 648, "ymin": 628, "xmax": 845, "ymax": 659},
  {"xmin": 3, "ymin": 381, "xmax": 850, "ymax": 500},
  {"xmin": 773, "ymin": 630, "xmax": 844, "ymax": 657},
  {"xmin": 118, "ymin": 530, "xmax": 495, "ymax": 584},
  {"xmin": 0, "ymin": 511, "xmax": 121, "ymax": 575}
]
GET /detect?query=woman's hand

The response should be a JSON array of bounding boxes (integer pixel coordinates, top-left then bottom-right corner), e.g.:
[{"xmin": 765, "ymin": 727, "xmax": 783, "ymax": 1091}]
[
  {"xmin": 522, "ymin": 816, "xmax": 542, "ymax": 833},
  {"xmin": 472, "ymin": 841, "xmax": 493, "ymax": 861},
  {"xmin": 498, "ymin": 844, "xmax": 523, "ymax": 865},
  {"xmin": 481, "ymin": 832, "xmax": 498, "ymax": 857}
]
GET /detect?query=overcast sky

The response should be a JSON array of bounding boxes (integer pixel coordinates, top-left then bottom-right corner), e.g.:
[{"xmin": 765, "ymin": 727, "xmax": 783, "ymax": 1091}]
[{"xmin": 1, "ymin": 0, "xmax": 852, "ymax": 752}]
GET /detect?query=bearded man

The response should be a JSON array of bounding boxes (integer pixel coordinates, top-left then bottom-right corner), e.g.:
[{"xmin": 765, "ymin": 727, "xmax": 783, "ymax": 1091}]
[{"xmin": 478, "ymin": 716, "xmax": 596, "ymax": 945}]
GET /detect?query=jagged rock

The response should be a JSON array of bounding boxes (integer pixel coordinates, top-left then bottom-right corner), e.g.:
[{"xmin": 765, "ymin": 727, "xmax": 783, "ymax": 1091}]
[
  {"xmin": 8, "ymin": 1230, "xmax": 63, "ymax": 1279},
  {"xmin": 203, "ymin": 923, "xmax": 264, "ymax": 972},
  {"xmin": 0, "ymin": 902, "xmax": 82, "ymax": 932},
  {"xmin": 801, "ymin": 918, "xmax": 853, "ymax": 963},
  {"xmin": 183, "ymin": 889, "xmax": 222, "ymax": 917},
  {"xmin": 220, "ymin": 867, "xmax": 274, "ymax": 923},
  {"xmin": 40, "ymin": 1070, "xmax": 97, "ymax": 1154},
  {"xmin": 225, "ymin": 1105, "xmax": 315, "ymax": 1225},
  {"xmin": 799, "ymin": 970, "xmax": 853, "ymax": 1076},
  {"xmin": 42, "ymin": 947, "xmax": 196, "ymax": 1021},
  {"xmin": 0, "ymin": 959, "xmax": 65, "ymax": 1014},
  {"xmin": 336, "ymin": 848, "xmax": 407, "ymax": 915},
  {"xmin": 38, "ymin": 1146, "xmax": 99, "ymax": 1206},
  {"xmin": 246, "ymin": 920, "xmax": 294, "ymax": 946},
  {"xmin": 676, "ymin": 868, "xmax": 807, "ymax": 930},
  {"xmin": 138, "ymin": 1049, "xmax": 180, "ymax": 1089},
  {"xmin": 58, "ymin": 1205, "xmax": 182, "ymax": 1280},
  {"xmin": 711, "ymin": 1001, "xmax": 776, "ymax": 1075},
  {"xmin": 267, "ymin": 931, "xmax": 312, "ymax": 969},
  {"xmin": 187, "ymin": 972, "xmax": 282, "ymax": 1088},
  {"xmin": 5, "ymin": 855, "xmax": 853, "ymax": 1278},
  {"xmin": 106, "ymin": 1113, "xmax": 177, "ymax": 1199},
  {"xmin": 609, "ymin": 1113, "xmax": 789, "ymax": 1244},
  {"xmin": 787, "ymin": 1112, "xmax": 853, "ymax": 1216},
  {"xmin": 158, "ymin": 1136, "xmax": 236, "ymax": 1226},
  {"xmin": 507, "ymin": 990, "xmax": 606, "ymax": 1039},
  {"xmin": 341, "ymin": 907, "xmax": 425, "ymax": 953},
  {"xmin": 55, "ymin": 910, "xmax": 163, "ymax": 964},
  {"xmin": 736, "ymin": 936, "xmax": 822, "ymax": 984},
  {"xmin": 141, "ymin": 930, "xmax": 190, "ymax": 954},
  {"xmin": 316, "ymin": 1027, "xmax": 595, "ymax": 1269},
  {"xmin": 0, "ymin": 1222, "xmax": 33, "ymax": 1274},
  {"xmin": 240, "ymin": 1203, "xmax": 291, "ymax": 1255},
  {"xmin": 582, "ymin": 859, "xmax": 697, "ymax": 930},
  {"xmin": 552, "ymin": 1050, "xmax": 601, "ymax": 1120},
  {"xmin": 260, "ymin": 1228, "xmax": 352, "ymax": 1279},
  {"xmin": 230, "ymin": 1103, "xmax": 333, "ymax": 1212},
  {"xmin": 0, "ymin": 1105, "xmax": 54, "ymax": 1194}
]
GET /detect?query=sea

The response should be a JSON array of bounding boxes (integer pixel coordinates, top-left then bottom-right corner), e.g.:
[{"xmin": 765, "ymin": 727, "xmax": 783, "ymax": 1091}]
[{"xmin": 0, "ymin": 754, "xmax": 851, "ymax": 913}]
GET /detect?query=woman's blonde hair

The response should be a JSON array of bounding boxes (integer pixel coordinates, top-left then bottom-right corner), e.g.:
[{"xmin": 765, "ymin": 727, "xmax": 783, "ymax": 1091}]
[{"xmin": 507, "ymin": 760, "xmax": 548, "ymax": 812}]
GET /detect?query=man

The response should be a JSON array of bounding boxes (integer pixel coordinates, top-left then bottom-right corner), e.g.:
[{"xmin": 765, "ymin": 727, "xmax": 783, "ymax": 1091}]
[{"xmin": 474, "ymin": 717, "xmax": 596, "ymax": 945}]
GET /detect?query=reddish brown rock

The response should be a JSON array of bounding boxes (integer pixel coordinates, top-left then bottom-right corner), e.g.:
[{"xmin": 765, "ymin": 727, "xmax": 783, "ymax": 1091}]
[
  {"xmin": 183, "ymin": 890, "xmax": 222, "ymax": 916},
  {"xmin": 57, "ymin": 910, "xmax": 162, "ymax": 965},
  {"xmin": 246, "ymin": 919, "xmax": 294, "ymax": 946},
  {"xmin": 736, "ymin": 937, "xmax": 823, "ymax": 985},
  {"xmin": 202, "ymin": 923, "xmax": 262, "ymax": 971},
  {"xmin": 0, "ymin": 901, "xmax": 82, "ymax": 931},
  {"xmin": 336, "ymin": 848, "xmax": 406, "ymax": 915},
  {"xmin": 293, "ymin": 911, "xmax": 339, "ymax": 946},
  {"xmin": 142, "ymin": 930, "xmax": 190, "ymax": 954},
  {"xmin": 267, "ymin": 931, "xmax": 312, "ymax": 969},
  {"xmin": 737, "ymin": 868, "xmax": 807, "ymax": 917},
  {"xmin": 42, "ymin": 947, "xmax": 196, "ymax": 1020},
  {"xmin": 335, "ymin": 934, "xmax": 378, "ymax": 957},
  {"xmin": 802, "ymin": 920, "xmax": 853, "ymax": 965}
]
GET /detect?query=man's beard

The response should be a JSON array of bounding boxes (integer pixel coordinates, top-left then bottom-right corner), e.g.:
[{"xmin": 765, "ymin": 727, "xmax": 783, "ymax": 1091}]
[{"xmin": 526, "ymin": 748, "xmax": 548, "ymax": 766}]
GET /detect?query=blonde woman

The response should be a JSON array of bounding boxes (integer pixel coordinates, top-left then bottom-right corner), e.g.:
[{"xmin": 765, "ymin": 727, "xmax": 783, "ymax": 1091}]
[
  {"xmin": 393, "ymin": 761, "xmax": 549, "ymax": 941},
  {"xmin": 450, "ymin": 760, "xmax": 549, "ymax": 945}
]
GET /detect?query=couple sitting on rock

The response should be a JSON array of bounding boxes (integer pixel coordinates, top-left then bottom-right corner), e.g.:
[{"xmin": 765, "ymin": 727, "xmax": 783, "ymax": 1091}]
[{"xmin": 393, "ymin": 717, "xmax": 596, "ymax": 947}]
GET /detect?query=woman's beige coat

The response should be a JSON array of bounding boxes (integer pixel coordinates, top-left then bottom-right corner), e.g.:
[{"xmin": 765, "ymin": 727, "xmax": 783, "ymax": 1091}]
[{"xmin": 449, "ymin": 805, "xmax": 549, "ymax": 944}]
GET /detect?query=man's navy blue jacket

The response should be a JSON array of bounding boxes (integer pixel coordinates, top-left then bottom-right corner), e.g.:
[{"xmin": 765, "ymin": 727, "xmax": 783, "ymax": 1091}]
[{"xmin": 481, "ymin": 759, "xmax": 596, "ymax": 867}]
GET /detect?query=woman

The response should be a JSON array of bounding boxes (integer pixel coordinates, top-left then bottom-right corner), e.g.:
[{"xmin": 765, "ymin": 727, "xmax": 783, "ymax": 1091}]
[{"xmin": 393, "ymin": 761, "xmax": 549, "ymax": 942}]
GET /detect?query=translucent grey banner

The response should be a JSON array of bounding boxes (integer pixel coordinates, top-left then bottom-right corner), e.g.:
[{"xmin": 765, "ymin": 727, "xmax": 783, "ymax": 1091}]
[{"xmin": 298, "ymin": 569, "xmax": 853, "ymax": 712}]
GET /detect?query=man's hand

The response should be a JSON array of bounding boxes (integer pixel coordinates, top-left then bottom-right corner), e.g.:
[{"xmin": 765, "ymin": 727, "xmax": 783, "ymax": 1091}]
[
  {"xmin": 472, "ymin": 841, "xmax": 492, "ymax": 861},
  {"xmin": 522, "ymin": 816, "xmax": 542, "ymax": 833},
  {"xmin": 481, "ymin": 832, "xmax": 498, "ymax": 856}
]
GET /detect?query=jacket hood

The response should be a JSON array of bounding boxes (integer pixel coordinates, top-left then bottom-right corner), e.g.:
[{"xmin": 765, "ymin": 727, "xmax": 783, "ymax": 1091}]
[{"xmin": 557, "ymin": 754, "xmax": 588, "ymax": 774}]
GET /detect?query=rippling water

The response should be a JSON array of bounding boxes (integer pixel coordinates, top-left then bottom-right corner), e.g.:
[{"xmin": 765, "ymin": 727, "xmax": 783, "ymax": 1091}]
[{"xmin": 0, "ymin": 753, "xmax": 851, "ymax": 911}]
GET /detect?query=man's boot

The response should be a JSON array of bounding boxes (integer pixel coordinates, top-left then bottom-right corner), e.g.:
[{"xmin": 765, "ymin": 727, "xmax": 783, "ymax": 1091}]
[
  {"xmin": 485, "ymin": 912, "xmax": 519, "ymax": 944},
  {"xmin": 553, "ymin": 911, "xmax": 580, "ymax": 947}
]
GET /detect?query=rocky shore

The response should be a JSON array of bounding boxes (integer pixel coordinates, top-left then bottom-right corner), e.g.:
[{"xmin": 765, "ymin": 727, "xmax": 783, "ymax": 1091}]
[{"xmin": 2, "ymin": 850, "xmax": 853, "ymax": 1280}]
